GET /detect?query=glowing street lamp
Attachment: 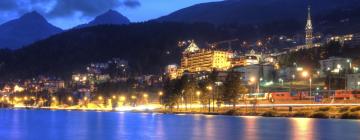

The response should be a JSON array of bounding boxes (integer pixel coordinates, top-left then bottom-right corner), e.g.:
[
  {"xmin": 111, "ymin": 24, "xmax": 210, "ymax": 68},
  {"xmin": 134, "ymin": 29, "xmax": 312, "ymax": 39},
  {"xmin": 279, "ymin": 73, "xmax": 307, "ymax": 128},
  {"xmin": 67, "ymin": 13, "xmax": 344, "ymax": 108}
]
[
  {"xmin": 206, "ymin": 86, "xmax": 213, "ymax": 91},
  {"xmin": 120, "ymin": 96, "xmax": 126, "ymax": 101},
  {"xmin": 279, "ymin": 78, "xmax": 284, "ymax": 86},
  {"xmin": 302, "ymin": 71, "xmax": 309, "ymax": 78},
  {"xmin": 68, "ymin": 96, "xmax": 73, "ymax": 102},
  {"xmin": 143, "ymin": 94, "xmax": 148, "ymax": 98},
  {"xmin": 158, "ymin": 91, "xmax": 164, "ymax": 105},
  {"xmin": 158, "ymin": 91, "xmax": 163, "ymax": 96},
  {"xmin": 206, "ymin": 86, "xmax": 213, "ymax": 112},
  {"xmin": 131, "ymin": 95, "xmax": 137, "ymax": 100},
  {"xmin": 196, "ymin": 91, "xmax": 201, "ymax": 104},
  {"xmin": 249, "ymin": 76, "xmax": 260, "ymax": 93},
  {"xmin": 196, "ymin": 91, "xmax": 201, "ymax": 97},
  {"xmin": 302, "ymin": 71, "xmax": 312, "ymax": 102},
  {"xmin": 250, "ymin": 77, "xmax": 256, "ymax": 83},
  {"xmin": 98, "ymin": 96, "xmax": 103, "ymax": 101}
]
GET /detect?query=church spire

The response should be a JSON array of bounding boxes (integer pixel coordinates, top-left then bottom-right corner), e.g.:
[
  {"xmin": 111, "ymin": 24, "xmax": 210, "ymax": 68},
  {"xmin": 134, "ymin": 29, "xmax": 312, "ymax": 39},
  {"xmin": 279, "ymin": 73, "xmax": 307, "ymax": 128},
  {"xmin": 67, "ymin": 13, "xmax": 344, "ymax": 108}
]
[
  {"xmin": 306, "ymin": 6, "xmax": 312, "ymax": 29},
  {"xmin": 305, "ymin": 5, "xmax": 314, "ymax": 48}
]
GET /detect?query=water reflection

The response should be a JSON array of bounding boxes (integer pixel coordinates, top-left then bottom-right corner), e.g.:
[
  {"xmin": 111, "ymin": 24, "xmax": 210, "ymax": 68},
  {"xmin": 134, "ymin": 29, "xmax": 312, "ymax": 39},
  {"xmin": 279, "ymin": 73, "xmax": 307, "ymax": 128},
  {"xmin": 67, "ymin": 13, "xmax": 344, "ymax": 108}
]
[
  {"xmin": 243, "ymin": 116, "xmax": 259, "ymax": 140},
  {"xmin": 290, "ymin": 118, "xmax": 315, "ymax": 140},
  {"xmin": 1, "ymin": 110, "xmax": 360, "ymax": 140}
]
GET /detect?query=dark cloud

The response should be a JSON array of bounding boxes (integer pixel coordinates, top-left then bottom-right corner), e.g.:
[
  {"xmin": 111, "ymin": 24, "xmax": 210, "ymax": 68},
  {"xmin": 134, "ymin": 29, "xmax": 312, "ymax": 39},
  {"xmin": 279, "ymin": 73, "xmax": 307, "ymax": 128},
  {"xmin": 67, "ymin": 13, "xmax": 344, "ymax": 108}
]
[
  {"xmin": 0, "ymin": 0, "xmax": 141, "ymax": 18},
  {"xmin": 0, "ymin": 0, "xmax": 18, "ymax": 11},
  {"xmin": 47, "ymin": 0, "xmax": 122, "ymax": 18},
  {"xmin": 124, "ymin": 0, "xmax": 141, "ymax": 8}
]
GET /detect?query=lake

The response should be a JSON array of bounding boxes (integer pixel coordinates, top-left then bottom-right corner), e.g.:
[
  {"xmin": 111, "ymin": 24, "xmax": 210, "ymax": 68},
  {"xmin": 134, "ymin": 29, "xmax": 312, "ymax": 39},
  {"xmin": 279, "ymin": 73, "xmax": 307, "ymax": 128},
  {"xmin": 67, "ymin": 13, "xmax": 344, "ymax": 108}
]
[{"xmin": 0, "ymin": 109, "xmax": 360, "ymax": 140}]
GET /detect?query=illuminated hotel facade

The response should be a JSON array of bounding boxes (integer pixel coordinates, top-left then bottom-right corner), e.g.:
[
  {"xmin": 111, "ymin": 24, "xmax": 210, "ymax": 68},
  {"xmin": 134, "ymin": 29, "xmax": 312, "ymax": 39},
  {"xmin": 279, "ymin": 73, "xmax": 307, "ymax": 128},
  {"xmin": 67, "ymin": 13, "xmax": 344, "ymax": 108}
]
[{"xmin": 180, "ymin": 42, "xmax": 232, "ymax": 73}]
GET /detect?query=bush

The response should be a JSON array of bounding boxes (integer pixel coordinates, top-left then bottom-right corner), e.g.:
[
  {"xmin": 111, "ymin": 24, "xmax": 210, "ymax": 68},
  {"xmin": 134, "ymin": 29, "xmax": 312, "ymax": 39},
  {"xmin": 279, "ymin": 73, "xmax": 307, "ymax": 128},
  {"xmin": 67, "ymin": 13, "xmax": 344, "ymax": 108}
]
[
  {"xmin": 318, "ymin": 107, "xmax": 332, "ymax": 112},
  {"xmin": 309, "ymin": 112, "xmax": 329, "ymax": 119},
  {"xmin": 292, "ymin": 111, "xmax": 309, "ymax": 117},
  {"xmin": 224, "ymin": 109, "xmax": 240, "ymax": 115},
  {"xmin": 340, "ymin": 112, "xmax": 360, "ymax": 119},
  {"xmin": 339, "ymin": 106, "xmax": 350, "ymax": 113},
  {"xmin": 350, "ymin": 106, "xmax": 360, "ymax": 112},
  {"xmin": 262, "ymin": 111, "xmax": 277, "ymax": 117}
]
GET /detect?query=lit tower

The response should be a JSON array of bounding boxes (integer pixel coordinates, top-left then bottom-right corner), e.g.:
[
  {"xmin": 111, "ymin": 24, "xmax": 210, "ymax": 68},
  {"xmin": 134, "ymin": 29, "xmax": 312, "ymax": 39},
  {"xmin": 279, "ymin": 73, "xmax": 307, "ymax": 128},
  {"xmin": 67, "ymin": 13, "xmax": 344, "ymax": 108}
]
[{"xmin": 305, "ymin": 6, "xmax": 314, "ymax": 48}]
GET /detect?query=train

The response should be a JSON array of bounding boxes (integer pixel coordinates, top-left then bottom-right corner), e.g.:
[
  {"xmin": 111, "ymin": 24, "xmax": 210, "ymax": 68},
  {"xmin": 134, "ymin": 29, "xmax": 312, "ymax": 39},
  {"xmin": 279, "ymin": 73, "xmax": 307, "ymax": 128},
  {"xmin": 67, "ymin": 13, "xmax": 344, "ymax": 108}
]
[{"xmin": 244, "ymin": 90, "xmax": 360, "ymax": 101}]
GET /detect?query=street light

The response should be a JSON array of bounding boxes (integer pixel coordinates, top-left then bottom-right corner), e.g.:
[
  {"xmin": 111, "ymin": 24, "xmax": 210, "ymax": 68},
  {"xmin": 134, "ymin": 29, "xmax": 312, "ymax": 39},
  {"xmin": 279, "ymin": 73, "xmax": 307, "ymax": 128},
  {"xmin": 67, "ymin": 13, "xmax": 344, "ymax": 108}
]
[
  {"xmin": 206, "ymin": 86, "xmax": 213, "ymax": 112},
  {"xmin": 347, "ymin": 59, "xmax": 352, "ymax": 69},
  {"xmin": 120, "ymin": 96, "xmax": 126, "ymax": 101},
  {"xmin": 206, "ymin": 86, "xmax": 213, "ymax": 91},
  {"xmin": 68, "ymin": 96, "xmax": 73, "ymax": 101},
  {"xmin": 279, "ymin": 78, "xmax": 284, "ymax": 86},
  {"xmin": 302, "ymin": 71, "xmax": 309, "ymax": 78},
  {"xmin": 143, "ymin": 94, "xmax": 148, "ymax": 98},
  {"xmin": 250, "ymin": 77, "xmax": 256, "ymax": 83},
  {"xmin": 196, "ymin": 91, "xmax": 201, "ymax": 97},
  {"xmin": 250, "ymin": 76, "xmax": 260, "ymax": 93},
  {"xmin": 302, "ymin": 71, "xmax": 312, "ymax": 103},
  {"xmin": 158, "ymin": 91, "xmax": 163, "ymax": 105}
]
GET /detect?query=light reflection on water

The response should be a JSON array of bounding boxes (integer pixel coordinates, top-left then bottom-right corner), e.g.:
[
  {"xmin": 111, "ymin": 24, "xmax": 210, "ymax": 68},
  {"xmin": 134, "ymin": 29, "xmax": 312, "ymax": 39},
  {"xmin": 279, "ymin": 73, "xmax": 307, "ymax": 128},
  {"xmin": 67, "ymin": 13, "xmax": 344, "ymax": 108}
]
[
  {"xmin": 243, "ymin": 116, "xmax": 259, "ymax": 140},
  {"xmin": 0, "ymin": 109, "xmax": 360, "ymax": 140},
  {"xmin": 291, "ymin": 118, "xmax": 315, "ymax": 140}
]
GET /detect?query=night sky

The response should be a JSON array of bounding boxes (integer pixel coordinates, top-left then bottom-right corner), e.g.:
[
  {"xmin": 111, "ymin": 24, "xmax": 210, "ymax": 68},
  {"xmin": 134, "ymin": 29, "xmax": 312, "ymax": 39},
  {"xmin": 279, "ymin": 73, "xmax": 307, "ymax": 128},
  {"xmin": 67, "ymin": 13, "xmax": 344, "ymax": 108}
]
[{"xmin": 0, "ymin": 0, "xmax": 221, "ymax": 29}]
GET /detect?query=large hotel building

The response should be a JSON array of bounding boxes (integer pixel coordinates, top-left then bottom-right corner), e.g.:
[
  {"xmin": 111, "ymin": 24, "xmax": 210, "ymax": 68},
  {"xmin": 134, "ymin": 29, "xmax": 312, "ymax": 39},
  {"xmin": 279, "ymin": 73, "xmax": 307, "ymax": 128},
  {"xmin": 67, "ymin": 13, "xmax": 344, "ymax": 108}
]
[{"xmin": 180, "ymin": 41, "xmax": 232, "ymax": 73}]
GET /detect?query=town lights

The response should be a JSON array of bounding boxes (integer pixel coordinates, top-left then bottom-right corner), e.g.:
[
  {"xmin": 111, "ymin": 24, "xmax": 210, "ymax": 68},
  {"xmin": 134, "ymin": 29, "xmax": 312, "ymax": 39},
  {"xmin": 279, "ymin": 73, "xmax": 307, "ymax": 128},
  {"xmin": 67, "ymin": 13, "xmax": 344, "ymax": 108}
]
[
  {"xmin": 302, "ymin": 71, "xmax": 309, "ymax": 78},
  {"xmin": 131, "ymin": 95, "xmax": 137, "ymax": 100},
  {"xmin": 158, "ymin": 91, "xmax": 163, "ymax": 96},
  {"xmin": 279, "ymin": 78, "xmax": 284, "ymax": 86},
  {"xmin": 120, "ymin": 96, "xmax": 126, "ymax": 101},
  {"xmin": 98, "ymin": 96, "xmax": 103, "ymax": 101},
  {"xmin": 112, "ymin": 95, "xmax": 116, "ymax": 99},
  {"xmin": 301, "ymin": 70, "xmax": 313, "ymax": 102},
  {"xmin": 250, "ymin": 77, "xmax": 256, "ymax": 83},
  {"xmin": 143, "ymin": 94, "xmax": 148, "ymax": 98},
  {"xmin": 68, "ymin": 97, "xmax": 73, "ymax": 101},
  {"xmin": 196, "ymin": 91, "xmax": 201, "ymax": 97},
  {"xmin": 52, "ymin": 97, "xmax": 56, "ymax": 101},
  {"xmin": 206, "ymin": 86, "xmax": 213, "ymax": 91},
  {"xmin": 74, "ymin": 76, "xmax": 80, "ymax": 81}
]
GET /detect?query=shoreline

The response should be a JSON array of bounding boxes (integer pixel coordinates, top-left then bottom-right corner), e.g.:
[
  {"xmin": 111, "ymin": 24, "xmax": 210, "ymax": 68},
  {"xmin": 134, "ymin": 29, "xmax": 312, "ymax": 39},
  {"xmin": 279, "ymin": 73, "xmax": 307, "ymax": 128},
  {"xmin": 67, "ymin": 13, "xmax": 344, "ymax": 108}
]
[{"xmin": 3, "ymin": 106, "xmax": 360, "ymax": 120}]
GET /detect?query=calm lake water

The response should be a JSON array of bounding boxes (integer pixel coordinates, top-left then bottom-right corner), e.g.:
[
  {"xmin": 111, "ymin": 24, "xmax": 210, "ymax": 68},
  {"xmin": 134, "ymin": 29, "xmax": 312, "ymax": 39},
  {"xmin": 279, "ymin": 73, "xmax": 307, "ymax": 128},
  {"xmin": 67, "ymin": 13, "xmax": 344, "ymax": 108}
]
[{"xmin": 0, "ymin": 109, "xmax": 360, "ymax": 140}]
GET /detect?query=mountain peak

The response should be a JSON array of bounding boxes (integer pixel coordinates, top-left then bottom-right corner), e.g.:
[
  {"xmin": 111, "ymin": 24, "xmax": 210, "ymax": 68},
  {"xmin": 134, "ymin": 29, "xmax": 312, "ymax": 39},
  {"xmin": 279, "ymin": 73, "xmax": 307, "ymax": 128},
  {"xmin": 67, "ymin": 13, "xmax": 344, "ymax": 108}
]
[
  {"xmin": 105, "ymin": 9, "xmax": 119, "ymax": 14},
  {"xmin": 0, "ymin": 11, "xmax": 62, "ymax": 49},
  {"xmin": 90, "ymin": 10, "xmax": 131, "ymax": 25},
  {"xmin": 20, "ymin": 11, "xmax": 45, "ymax": 21},
  {"xmin": 75, "ymin": 10, "xmax": 130, "ymax": 29}
]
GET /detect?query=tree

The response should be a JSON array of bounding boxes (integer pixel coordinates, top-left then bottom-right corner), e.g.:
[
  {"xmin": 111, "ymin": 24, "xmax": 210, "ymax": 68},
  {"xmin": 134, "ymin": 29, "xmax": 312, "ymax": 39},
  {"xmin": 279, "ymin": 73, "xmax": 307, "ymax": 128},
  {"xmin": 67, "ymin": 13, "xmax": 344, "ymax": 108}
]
[
  {"xmin": 177, "ymin": 75, "xmax": 200, "ymax": 110},
  {"xmin": 222, "ymin": 71, "xmax": 248, "ymax": 109},
  {"xmin": 162, "ymin": 78, "xmax": 182, "ymax": 111}
]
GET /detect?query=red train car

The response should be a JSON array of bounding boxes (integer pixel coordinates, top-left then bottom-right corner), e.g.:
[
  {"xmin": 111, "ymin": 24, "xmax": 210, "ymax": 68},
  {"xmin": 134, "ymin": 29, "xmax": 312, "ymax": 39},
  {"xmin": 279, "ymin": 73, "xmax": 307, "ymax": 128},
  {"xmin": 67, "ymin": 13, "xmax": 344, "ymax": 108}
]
[
  {"xmin": 334, "ymin": 90, "xmax": 355, "ymax": 99},
  {"xmin": 270, "ymin": 92, "xmax": 307, "ymax": 100}
]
